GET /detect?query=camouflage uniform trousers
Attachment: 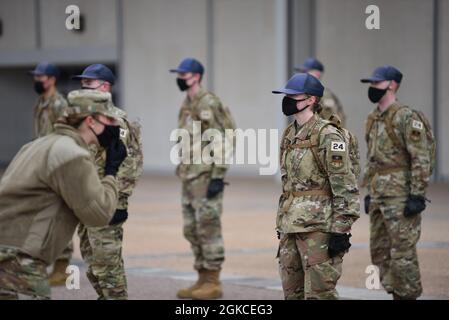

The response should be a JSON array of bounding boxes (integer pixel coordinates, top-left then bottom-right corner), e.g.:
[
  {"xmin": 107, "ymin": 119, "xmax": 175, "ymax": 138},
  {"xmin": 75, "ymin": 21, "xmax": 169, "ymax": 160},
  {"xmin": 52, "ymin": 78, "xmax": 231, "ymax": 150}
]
[
  {"xmin": 78, "ymin": 222, "xmax": 128, "ymax": 300},
  {"xmin": 182, "ymin": 172, "xmax": 225, "ymax": 271},
  {"xmin": 278, "ymin": 232, "xmax": 343, "ymax": 300},
  {"xmin": 369, "ymin": 197, "xmax": 422, "ymax": 299},
  {"xmin": 0, "ymin": 247, "xmax": 50, "ymax": 300}
]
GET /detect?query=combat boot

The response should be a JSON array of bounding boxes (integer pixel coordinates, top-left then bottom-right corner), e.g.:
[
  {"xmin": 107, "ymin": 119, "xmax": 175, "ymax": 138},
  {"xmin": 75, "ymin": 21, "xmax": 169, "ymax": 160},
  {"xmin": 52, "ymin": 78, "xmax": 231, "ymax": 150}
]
[
  {"xmin": 191, "ymin": 270, "xmax": 222, "ymax": 300},
  {"xmin": 48, "ymin": 259, "xmax": 70, "ymax": 286},
  {"xmin": 177, "ymin": 269, "xmax": 207, "ymax": 299}
]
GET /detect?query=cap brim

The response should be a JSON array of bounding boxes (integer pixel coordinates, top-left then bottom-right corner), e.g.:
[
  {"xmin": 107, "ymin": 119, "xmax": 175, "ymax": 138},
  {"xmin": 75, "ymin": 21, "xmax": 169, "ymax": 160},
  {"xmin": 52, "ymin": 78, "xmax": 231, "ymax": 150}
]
[
  {"xmin": 98, "ymin": 110, "xmax": 120, "ymax": 121},
  {"xmin": 360, "ymin": 76, "xmax": 385, "ymax": 83},
  {"xmin": 28, "ymin": 70, "xmax": 46, "ymax": 76},
  {"xmin": 72, "ymin": 74, "xmax": 98, "ymax": 80},
  {"xmin": 169, "ymin": 68, "xmax": 190, "ymax": 73},
  {"xmin": 272, "ymin": 88, "xmax": 305, "ymax": 95},
  {"xmin": 294, "ymin": 67, "xmax": 308, "ymax": 73}
]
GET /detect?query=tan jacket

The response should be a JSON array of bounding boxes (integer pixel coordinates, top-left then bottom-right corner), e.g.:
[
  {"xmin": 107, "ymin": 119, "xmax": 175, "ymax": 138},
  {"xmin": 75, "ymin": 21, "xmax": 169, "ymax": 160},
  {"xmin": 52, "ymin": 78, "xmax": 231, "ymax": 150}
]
[{"xmin": 0, "ymin": 124, "xmax": 118, "ymax": 264}]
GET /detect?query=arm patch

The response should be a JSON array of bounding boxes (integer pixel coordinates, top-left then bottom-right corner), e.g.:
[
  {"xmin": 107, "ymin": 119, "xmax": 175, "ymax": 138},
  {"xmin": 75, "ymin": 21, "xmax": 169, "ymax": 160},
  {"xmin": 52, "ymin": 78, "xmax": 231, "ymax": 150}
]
[{"xmin": 331, "ymin": 141, "xmax": 346, "ymax": 152}]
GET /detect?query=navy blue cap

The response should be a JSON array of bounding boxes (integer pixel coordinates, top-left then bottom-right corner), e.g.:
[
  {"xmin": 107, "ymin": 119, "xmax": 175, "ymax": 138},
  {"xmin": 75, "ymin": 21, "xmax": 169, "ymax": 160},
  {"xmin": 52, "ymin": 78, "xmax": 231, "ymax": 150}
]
[
  {"xmin": 294, "ymin": 57, "xmax": 324, "ymax": 73},
  {"xmin": 272, "ymin": 73, "xmax": 324, "ymax": 97},
  {"xmin": 72, "ymin": 64, "xmax": 116, "ymax": 85},
  {"xmin": 28, "ymin": 62, "xmax": 60, "ymax": 78},
  {"xmin": 170, "ymin": 58, "xmax": 204, "ymax": 75},
  {"xmin": 361, "ymin": 65, "xmax": 403, "ymax": 83}
]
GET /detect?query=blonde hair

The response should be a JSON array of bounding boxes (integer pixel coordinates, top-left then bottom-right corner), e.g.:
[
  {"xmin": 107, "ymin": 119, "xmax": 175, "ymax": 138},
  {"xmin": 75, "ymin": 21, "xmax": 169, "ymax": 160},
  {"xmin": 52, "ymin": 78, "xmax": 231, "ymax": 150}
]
[{"xmin": 310, "ymin": 96, "xmax": 322, "ymax": 113}]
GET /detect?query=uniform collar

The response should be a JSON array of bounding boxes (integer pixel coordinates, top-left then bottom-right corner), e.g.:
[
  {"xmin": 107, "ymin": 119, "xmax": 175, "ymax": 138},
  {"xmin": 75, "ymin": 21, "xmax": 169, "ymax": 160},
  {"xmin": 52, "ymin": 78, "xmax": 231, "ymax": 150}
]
[
  {"xmin": 294, "ymin": 114, "xmax": 319, "ymax": 139},
  {"xmin": 185, "ymin": 86, "xmax": 207, "ymax": 105},
  {"xmin": 53, "ymin": 123, "xmax": 90, "ymax": 151},
  {"xmin": 284, "ymin": 114, "xmax": 319, "ymax": 144},
  {"xmin": 375, "ymin": 100, "xmax": 402, "ymax": 118}
]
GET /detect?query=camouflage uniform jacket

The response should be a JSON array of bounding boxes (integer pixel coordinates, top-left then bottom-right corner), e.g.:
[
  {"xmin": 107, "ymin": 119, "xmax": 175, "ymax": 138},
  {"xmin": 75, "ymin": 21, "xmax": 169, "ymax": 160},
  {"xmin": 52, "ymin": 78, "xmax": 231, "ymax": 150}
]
[
  {"xmin": 90, "ymin": 106, "xmax": 143, "ymax": 210},
  {"xmin": 362, "ymin": 101, "xmax": 431, "ymax": 199},
  {"xmin": 34, "ymin": 90, "xmax": 67, "ymax": 138},
  {"xmin": 277, "ymin": 114, "xmax": 360, "ymax": 234},
  {"xmin": 176, "ymin": 87, "xmax": 228, "ymax": 181}
]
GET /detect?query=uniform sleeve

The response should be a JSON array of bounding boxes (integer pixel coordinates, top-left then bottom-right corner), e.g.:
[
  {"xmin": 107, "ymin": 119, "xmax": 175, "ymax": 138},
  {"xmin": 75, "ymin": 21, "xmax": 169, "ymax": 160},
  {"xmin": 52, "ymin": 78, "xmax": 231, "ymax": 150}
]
[
  {"xmin": 49, "ymin": 156, "xmax": 118, "ymax": 227},
  {"xmin": 402, "ymin": 111, "xmax": 431, "ymax": 196},
  {"xmin": 361, "ymin": 153, "xmax": 374, "ymax": 189},
  {"xmin": 322, "ymin": 131, "xmax": 360, "ymax": 233},
  {"xmin": 51, "ymin": 96, "xmax": 68, "ymax": 124},
  {"xmin": 114, "ymin": 121, "xmax": 143, "ymax": 209},
  {"xmin": 197, "ymin": 96, "xmax": 229, "ymax": 179},
  {"xmin": 361, "ymin": 116, "xmax": 375, "ymax": 189}
]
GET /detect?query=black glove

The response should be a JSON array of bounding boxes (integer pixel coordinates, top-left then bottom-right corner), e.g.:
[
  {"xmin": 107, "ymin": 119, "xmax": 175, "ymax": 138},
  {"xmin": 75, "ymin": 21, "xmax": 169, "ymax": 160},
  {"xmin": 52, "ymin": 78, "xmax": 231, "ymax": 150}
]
[
  {"xmin": 109, "ymin": 209, "xmax": 128, "ymax": 225},
  {"xmin": 404, "ymin": 195, "xmax": 426, "ymax": 217},
  {"xmin": 104, "ymin": 139, "xmax": 127, "ymax": 177},
  {"xmin": 328, "ymin": 233, "xmax": 352, "ymax": 258},
  {"xmin": 364, "ymin": 195, "xmax": 371, "ymax": 214},
  {"xmin": 207, "ymin": 179, "xmax": 227, "ymax": 199}
]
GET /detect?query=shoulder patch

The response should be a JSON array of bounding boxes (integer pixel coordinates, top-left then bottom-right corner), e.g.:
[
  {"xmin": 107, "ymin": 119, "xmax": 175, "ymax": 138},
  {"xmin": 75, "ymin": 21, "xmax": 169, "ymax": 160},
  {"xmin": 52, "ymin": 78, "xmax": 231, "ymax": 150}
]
[
  {"xmin": 412, "ymin": 119, "xmax": 423, "ymax": 130},
  {"xmin": 120, "ymin": 128, "xmax": 128, "ymax": 139},
  {"xmin": 331, "ymin": 141, "xmax": 346, "ymax": 152},
  {"xmin": 200, "ymin": 109, "xmax": 213, "ymax": 120}
]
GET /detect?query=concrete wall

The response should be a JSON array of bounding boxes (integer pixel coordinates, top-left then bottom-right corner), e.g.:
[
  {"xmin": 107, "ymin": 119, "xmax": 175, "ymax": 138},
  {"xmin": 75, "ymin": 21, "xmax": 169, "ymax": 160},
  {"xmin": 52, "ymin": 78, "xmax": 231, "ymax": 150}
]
[
  {"xmin": 40, "ymin": 0, "xmax": 117, "ymax": 49},
  {"xmin": 122, "ymin": 0, "xmax": 208, "ymax": 174},
  {"xmin": 0, "ymin": 0, "xmax": 447, "ymax": 179},
  {"xmin": 212, "ymin": 0, "xmax": 286, "ymax": 175},
  {"xmin": 0, "ymin": 0, "xmax": 36, "ymax": 50},
  {"xmin": 122, "ymin": 0, "xmax": 286, "ymax": 175},
  {"xmin": 0, "ymin": 0, "xmax": 117, "ymax": 66},
  {"xmin": 314, "ymin": 0, "xmax": 435, "ymax": 173},
  {"xmin": 0, "ymin": 68, "xmax": 35, "ymax": 165},
  {"xmin": 438, "ymin": 0, "xmax": 449, "ymax": 179}
]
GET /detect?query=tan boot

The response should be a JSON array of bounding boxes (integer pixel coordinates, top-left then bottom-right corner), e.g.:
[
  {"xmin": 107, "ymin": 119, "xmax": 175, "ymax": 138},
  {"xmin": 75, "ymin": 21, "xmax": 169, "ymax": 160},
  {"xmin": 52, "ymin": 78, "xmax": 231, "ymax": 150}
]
[
  {"xmin": 177, "ymin": 269, "xmax": 206, "ymax": 299},
  {"xmin": 191, "ymin": 270, "xmax": 222, "ymax": 300},
  {"xmin": 48, "ymin": 259, "xmax": 70, "ymax": 286}
]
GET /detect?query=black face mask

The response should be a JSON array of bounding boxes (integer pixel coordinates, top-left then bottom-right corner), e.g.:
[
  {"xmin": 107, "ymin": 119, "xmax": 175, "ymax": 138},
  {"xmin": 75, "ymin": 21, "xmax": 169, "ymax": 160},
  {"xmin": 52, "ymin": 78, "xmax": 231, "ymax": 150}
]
[
  {"xmin": 91, "ymin": 121, "xmax": 120, "ymax": 149},
  {"xmin": 282, "ymin": 96, "xmax": 310, "ymax": 116},
  {"xmin": 176, "ymin": 76, "xmax": 195, "ymax": 92},
  {"xmin": 368, "ymin": 86, "xmax": 388, "ymax": 103},
  {"xmin": 34, "ymin": 81, "xmax": 46, "ymax": 94}
]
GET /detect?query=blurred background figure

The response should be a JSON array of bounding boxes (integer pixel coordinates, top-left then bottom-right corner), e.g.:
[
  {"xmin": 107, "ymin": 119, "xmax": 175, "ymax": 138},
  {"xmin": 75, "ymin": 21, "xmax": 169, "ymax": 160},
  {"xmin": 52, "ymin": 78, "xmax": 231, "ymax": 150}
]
[
  {"xmin": 71, "ymin": 64, "xmax": 143, "ymax": 300},
  {"xmin": 295, "ymin": 58, "xmax": 346, "ymax": 126},
  {"xmin": 29, "ymin": 62, "xmax": 67, "ymax": 138},
  {"xmin": 28, "ymin": 62, "xmax": 74, "ymax": 286}
]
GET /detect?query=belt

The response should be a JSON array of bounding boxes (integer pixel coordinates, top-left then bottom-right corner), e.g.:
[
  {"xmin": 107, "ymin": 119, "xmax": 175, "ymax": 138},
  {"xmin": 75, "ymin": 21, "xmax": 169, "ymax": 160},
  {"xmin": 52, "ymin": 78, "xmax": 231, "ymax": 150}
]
[
  {"xmin": 376, "ymin": 165, "xmax": 408, "ymax": 175},
  {"xmin": 281, "ymin": 187, "xmax": 332, "ymax": 213}
]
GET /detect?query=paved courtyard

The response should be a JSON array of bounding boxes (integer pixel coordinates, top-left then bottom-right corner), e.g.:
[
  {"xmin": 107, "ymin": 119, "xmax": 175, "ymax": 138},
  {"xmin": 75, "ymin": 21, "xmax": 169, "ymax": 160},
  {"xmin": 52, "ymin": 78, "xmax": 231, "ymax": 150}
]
[{"xmin": 52, "ymin": 175, "xmax": 449, "ymax": 300}]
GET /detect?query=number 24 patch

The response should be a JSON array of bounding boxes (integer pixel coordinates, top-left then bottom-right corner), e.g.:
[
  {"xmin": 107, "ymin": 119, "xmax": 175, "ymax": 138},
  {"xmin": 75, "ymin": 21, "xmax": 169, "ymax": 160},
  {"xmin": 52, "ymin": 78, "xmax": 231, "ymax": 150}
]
[
  {"xmin": 412, "ymin": 120, "xmax": 423, "ymax": 130},
  {"xmin": 331, "ymin": 141, "xmax": 346, "ymax": 152}
]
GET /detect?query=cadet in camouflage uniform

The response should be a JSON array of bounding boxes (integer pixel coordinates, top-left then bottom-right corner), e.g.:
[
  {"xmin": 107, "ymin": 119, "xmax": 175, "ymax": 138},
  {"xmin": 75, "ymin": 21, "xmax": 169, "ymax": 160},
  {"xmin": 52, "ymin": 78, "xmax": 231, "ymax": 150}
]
[
  {"xmin": 170, "ymin": 58, "xmax": 229, "ymax": 300},
  {"xmin": 272, "ymin": 73, "xmax": 360, "ymax": 300},
  {"xmin": 30, "ymin": 62, "xmax": 68, "ymax": 138},
  {"xmin": 72, "ymin": 64, "xmax": 143, "ymax": 300},
  {"xmin": 361, "ymin": 66, "xmax": 432, "ymax": 300},
  {"xmin": 295, "ymin": 58, "xmax": 346, "ymax": 126},
  {"xmin": 0, "ymin": 90, "xmax": 127, "ymax": 299},
  {"xmin": 28, "ymin": 62, "xmax": 74, "ymax": 286}
]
